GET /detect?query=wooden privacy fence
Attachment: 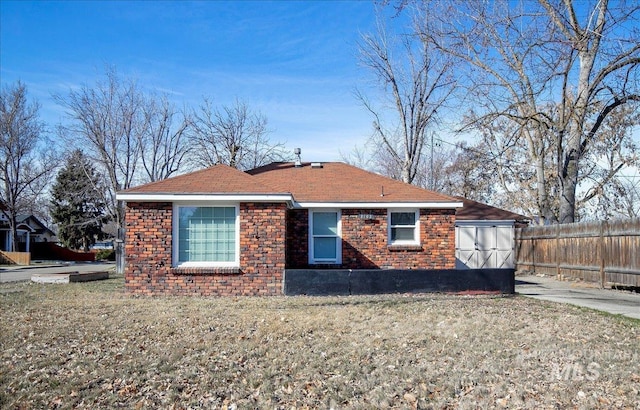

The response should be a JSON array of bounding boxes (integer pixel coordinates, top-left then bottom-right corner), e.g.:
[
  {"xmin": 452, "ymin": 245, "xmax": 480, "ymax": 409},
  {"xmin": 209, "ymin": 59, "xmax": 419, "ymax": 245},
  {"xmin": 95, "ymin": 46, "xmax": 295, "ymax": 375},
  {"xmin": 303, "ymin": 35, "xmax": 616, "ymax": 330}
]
[
  {"xmin": 0, "ymin": 251, "xmax": 31, "ymax": 265},
  {"xmin": 515, "ymin": 218, "xmax": 640, "ymax": 288}
]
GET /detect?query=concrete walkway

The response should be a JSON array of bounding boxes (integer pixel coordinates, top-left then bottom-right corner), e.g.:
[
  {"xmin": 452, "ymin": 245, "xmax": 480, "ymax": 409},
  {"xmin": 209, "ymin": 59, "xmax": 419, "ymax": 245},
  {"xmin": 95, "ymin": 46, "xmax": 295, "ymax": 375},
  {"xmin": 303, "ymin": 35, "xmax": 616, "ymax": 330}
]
[
  {"xmin": 516, "ymin": 274, "xmax": 640, "ymax": 320},
  {"xmin": 0, "ymin": 262, "xmax": 115, "ymax": 283}
]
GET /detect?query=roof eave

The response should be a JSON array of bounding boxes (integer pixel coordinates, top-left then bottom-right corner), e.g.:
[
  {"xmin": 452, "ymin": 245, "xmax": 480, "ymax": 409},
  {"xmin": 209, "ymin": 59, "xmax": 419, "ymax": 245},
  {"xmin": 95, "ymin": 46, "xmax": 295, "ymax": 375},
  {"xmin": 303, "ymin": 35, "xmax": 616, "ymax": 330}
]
[
  {"xmin": 293, "ymin": 201, "xmax": 464, "ymax": 209},
  {"xmin": 455, "ymin": 219, "xmax": 517, "ymax": 225},
  {"xmin": 116, "ymin": 193, "xmax": 294, "ymax": 204}
]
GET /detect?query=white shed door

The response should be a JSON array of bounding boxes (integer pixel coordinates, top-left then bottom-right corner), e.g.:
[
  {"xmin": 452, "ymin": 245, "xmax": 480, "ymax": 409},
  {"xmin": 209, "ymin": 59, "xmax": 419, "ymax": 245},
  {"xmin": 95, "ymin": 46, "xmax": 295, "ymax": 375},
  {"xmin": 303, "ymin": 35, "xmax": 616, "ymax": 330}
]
[{"xmin": 455, "ymin": 223, "xmax": 514, "ymax": 269}]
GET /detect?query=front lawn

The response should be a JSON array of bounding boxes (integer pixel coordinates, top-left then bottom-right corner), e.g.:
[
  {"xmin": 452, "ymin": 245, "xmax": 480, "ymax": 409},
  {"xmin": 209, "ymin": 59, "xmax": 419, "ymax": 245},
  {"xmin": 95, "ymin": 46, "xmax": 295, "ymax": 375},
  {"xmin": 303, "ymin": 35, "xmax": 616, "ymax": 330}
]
[{"xmin": 1, "ymin": 275, "xmax": 638, "ymax": 409}]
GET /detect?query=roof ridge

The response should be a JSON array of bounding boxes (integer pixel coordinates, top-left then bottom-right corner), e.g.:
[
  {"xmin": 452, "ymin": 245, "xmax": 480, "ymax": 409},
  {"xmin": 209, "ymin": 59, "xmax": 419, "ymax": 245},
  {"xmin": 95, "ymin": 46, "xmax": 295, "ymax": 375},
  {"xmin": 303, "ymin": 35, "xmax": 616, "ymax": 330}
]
[
  {"xmin": 120, "ymin": 164, "xmax": 283, "ymax": 194},
  {"xmin": 247, "ymin": 161, "xmax": 460, "ymax": 203}
]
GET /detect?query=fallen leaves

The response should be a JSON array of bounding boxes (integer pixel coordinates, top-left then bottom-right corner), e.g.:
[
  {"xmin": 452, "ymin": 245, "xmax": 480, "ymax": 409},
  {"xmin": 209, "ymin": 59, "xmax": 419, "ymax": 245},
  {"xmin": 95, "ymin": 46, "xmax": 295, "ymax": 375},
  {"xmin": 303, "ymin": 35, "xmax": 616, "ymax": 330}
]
[{"xmin": 0, "ymin": 278, "xmax": 638, "ymax": 409}]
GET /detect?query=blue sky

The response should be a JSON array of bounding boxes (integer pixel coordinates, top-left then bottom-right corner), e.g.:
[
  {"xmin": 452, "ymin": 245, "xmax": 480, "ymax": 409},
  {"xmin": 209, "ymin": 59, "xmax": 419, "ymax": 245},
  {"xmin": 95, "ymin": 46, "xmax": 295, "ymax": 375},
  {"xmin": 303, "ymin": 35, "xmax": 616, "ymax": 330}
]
[{"xmin": 1, "ymin": 0, "xmax": 385, "ymax": 160}]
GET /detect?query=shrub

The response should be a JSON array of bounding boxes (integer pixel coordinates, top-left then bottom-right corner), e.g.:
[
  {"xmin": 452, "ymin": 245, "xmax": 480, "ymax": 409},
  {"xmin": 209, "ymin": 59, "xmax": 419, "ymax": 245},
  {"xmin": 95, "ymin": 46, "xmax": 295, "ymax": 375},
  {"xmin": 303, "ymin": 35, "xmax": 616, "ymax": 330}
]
[{"xmin": 95, "ymin": 249, "xmax": 115, "ymax": 261}]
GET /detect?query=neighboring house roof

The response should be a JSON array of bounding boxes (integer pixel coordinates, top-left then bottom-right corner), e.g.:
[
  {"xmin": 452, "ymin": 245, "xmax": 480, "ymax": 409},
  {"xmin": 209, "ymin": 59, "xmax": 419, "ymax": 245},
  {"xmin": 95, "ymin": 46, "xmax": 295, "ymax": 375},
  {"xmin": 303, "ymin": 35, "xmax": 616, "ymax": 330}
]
[
  {"xmin": 16, "ymin": 222, "xmax": 35, "ymax": 232},
  {"xmin": 117, "ymin": 162, "xmax": 462, "ymax": 208},
  {"xmin": 16, "ymin": 215, "xmax": 56, "ymax": 236},
  {"xmin": 454, "ymin": 197, "xmax": 530, "ymax": 224},
  {"xmin": 0, "ymin": 214, "xmax": 56, "ymax": 236}
]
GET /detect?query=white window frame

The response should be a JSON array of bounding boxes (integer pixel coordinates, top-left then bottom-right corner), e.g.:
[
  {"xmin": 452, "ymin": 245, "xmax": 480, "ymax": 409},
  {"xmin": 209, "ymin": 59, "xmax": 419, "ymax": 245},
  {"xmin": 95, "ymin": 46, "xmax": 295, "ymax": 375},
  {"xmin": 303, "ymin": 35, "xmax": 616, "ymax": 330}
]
[
  {"xmin": 388, "ymin": 209, "xmax": 420, "ymax": 246},
  {"xmin": 172, "ymin": 203, "xmax": 240, "ymax": 268},
  {"xmin": 309, "ymin": 209, "xmax": 342, "ymax": 265}
]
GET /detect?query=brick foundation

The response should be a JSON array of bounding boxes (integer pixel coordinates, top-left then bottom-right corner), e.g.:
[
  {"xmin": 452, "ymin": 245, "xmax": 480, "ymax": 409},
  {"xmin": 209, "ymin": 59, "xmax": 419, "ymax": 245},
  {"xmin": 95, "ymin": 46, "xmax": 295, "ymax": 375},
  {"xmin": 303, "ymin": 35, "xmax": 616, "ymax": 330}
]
[{"xmin": 124, "ymin": 202, "xmax": 286, "ymax": 296}]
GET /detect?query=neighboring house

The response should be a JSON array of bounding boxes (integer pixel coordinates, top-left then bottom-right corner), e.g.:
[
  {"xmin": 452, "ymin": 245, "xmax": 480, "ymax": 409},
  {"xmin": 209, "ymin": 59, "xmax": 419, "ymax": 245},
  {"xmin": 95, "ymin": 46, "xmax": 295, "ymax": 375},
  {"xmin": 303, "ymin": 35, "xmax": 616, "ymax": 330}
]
[
  {"xmin": 0, "ymin": 212, "xmax": 57, "ymax": 252},
  {"xmin": 454, "ymin": 197, "xmax": 530, "ymax": 270},
  {"xmin": 117, "ymin": 162, "xmax": 463, "ymax": 296}
]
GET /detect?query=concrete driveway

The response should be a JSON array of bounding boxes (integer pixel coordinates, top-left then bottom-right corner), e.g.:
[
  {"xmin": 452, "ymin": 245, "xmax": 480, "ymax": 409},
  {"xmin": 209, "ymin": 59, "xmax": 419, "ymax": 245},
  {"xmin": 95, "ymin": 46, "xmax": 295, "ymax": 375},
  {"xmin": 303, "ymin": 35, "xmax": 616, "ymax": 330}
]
[
  {"xmin": 516, "ymin": 274, "xmax": 640, "ymax": 320},
  {"xmin": 0, "ymin": 262, "xmax": 115, "ymax": 283}
]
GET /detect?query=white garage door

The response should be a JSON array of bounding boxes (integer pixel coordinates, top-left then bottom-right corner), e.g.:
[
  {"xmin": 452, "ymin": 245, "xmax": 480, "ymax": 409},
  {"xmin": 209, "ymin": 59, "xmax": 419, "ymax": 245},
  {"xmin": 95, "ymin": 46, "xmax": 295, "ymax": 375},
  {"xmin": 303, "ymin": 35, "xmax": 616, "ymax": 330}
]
[{"xmin": 455, "ymin": 222, "xmax": 514, "ymax": 269}]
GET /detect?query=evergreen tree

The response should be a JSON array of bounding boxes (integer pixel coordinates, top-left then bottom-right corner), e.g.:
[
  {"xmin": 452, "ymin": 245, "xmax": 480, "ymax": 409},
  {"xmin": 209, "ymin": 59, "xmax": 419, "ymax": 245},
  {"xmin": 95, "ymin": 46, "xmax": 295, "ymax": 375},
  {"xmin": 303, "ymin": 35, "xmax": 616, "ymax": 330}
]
[{"xmin": 50, "ymin": 149, "xmax": 106, "ymax": 250}]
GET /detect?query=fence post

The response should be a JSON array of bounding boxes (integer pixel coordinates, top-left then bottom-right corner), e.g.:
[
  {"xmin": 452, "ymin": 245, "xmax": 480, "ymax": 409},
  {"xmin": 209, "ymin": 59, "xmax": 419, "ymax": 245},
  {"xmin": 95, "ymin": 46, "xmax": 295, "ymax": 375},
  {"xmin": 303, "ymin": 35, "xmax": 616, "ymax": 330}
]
[
  {"xmin": 115, "ymin": 227, "xmax": 125, "ymax": 275},
  {"xmin": 531, "ymin": 229, "xmax": 536, "ymax": 274},
  {"xmin": 556, "ymin": 224, "xmax": 561, "ymax": 280},
  {"xmin": 599, "ymin": 221, "xmax": 605, "ymax": 289}
]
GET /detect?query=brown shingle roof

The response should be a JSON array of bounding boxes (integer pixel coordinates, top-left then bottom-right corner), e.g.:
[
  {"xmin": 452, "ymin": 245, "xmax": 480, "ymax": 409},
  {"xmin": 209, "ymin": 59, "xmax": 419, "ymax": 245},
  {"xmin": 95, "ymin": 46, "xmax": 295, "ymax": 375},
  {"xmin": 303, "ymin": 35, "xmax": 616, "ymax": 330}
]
[
  {"xmin": 247, "ymin": 162, "xmax": 458, "ymax": 203},
  {"xmin": 455, "ymin": 196, "xmax": 529, "ymax": 223},
  {"xmin": 119, "ymin": 162, "xmax": 460, "ymax": 206},
  {"xmin": 120, "ymin": 164, "xmax": 282, "ymax": 195}
]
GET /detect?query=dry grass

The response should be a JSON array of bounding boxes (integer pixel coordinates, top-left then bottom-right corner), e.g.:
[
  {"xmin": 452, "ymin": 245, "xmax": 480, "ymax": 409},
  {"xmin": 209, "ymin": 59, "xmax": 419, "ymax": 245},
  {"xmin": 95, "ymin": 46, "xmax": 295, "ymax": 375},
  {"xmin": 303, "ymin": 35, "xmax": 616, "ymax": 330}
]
[{"xmin": 1, "ymin": 274, "xmax": 638, "ymax": 409}]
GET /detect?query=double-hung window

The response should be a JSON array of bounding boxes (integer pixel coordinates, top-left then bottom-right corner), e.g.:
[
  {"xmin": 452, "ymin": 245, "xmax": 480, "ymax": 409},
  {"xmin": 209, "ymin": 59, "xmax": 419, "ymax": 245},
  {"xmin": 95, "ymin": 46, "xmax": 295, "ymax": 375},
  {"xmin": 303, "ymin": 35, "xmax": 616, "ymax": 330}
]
[
  {"xmin": 388, "ymin": 210, "xmax": 420, "ymax": 246},
  {"xmin": 309, "ymin": 210, "xmax": 341, "ymax": 264},
  {"xmin": 174, "ymin": 205, "xmax": 239, "ymax": 267}
]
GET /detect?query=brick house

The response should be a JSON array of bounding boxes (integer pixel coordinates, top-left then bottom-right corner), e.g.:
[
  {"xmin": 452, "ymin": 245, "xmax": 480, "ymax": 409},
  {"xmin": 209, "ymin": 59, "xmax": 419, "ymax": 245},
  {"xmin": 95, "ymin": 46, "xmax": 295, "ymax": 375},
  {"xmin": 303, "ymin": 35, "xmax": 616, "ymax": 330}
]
[{"xmin": 117, "ymin": 162, "xmax": 462, "ymax": 296}]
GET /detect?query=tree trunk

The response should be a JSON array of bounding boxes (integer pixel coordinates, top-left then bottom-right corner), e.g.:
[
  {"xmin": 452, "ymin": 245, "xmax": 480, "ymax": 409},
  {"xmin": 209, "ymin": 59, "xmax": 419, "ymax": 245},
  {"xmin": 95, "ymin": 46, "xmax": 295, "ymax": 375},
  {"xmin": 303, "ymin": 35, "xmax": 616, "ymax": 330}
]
[
  {"xmin": 401, "ymin": 160, "xmax": 411, "ymax": 184},
  {"xmin": 559, "ymin": 149, "xmax": 578, "ymax": 223},
  {"xmin": 8, "ymin": 215, "xmax": 19, "ymax": 252},
  {"xmin": 535, "ymin": 154, "xmax": 552, "ymax": 225},
  {"xmin": 558, "ymin": 42, "xmax": 597, "ymax": 224}
]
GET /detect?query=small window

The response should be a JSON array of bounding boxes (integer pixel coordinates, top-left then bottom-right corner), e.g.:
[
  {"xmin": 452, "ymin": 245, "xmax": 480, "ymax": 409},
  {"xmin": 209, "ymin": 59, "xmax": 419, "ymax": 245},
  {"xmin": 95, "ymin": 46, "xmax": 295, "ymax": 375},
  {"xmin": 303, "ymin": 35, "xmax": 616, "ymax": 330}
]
[
  {"xmin": 309, "ymin": 210, "xmax": 341, "ymax": 264},
  {"xmin": 389, "ymin": 210, "xmax": 419, "ymax": 245},
  {"xmin": 174, "ymin": 205, "xmax": 239, "ymax": 267}
]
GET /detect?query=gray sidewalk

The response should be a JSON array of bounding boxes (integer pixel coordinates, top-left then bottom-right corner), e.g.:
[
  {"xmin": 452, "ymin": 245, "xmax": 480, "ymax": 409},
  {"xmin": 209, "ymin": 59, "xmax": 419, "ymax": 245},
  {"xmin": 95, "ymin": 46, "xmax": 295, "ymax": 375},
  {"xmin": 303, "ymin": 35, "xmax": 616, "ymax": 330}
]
[
  {"xmin": 0, "ymin": 262, "xmax": 115, "ymax": 283},
  {"xmin": 516, "ymin": 274, "xmax": 640, "ymax": 320}
]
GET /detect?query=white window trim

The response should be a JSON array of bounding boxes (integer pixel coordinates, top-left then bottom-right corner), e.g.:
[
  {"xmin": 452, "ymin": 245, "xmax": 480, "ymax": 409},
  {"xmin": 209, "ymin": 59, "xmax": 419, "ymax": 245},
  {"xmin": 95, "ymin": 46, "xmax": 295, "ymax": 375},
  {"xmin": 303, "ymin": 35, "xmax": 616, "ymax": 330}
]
[
  {"xmin": 308, "ymin": 209, "xmax": 342, "ymax": 265},
  {"xmin": 172, "ymin": 203, "xmax": 240, "ymax": 268},
  {"xmin": 388, "ymin": 209, "xmax": 420, "ymax": 246}
]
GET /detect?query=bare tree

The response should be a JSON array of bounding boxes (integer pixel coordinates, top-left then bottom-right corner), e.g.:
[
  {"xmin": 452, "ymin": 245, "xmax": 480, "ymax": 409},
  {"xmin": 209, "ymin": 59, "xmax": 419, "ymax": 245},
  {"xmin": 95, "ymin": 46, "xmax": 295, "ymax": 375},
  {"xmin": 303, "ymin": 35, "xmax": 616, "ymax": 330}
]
[
  {"xmin": 463, "ymin": 112, "xmax": 561, "ymax": 222},
  {"xmin": 444, "ymin": 102, "xmax": 638, "ymax": 222},
  {"xmin": 0, "ymin": 82, "xmax": 57, "ymax": 251},
  {"xmin": 190, "ymin": 98, "xmax": 289, "ymax": 170},
  {"xmin": 542, "ymin": 0, "xmax": 640, "ymax": 223},
  {"xmin": 583, "ymin": 173, "xmax": 640, "ymax": 220},
  {"xmin": 339, "ymin": 144, "xmax": 373, "ymax": 170},
  {"xmin": 420, "ymin": 0, "xmax": 563, "ymax": 222},
  {"xmin": 356, "ymin": 6, "xmax": 457, "ymax": 184},
  {"xmin": 614, "ymin": 175, "xmax": 640, "ymax": 219},
  {"xmin": 54, "ymin": 68, "xmax": 145, "ymax": 229},
  {"xmin": 139, "ymin": 95, "xmax": 191, "ymax": 182},
  {"xmin": 578, "ymin": 104, "xmax": 639, "ymax": 203},
  {"xmin": 423, "ymin": 0, "xmax": 639, "ymax": 223},
  {"xmin": 439, "ymin": 141, "xmax": 498, "ymax": 205}
]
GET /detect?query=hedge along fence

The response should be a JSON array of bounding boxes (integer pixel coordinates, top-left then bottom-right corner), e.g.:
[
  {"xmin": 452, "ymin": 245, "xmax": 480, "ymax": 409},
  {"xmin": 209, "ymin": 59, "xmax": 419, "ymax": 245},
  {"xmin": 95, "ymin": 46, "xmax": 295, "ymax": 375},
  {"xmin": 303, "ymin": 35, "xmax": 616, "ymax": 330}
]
[{"xmin": 515, "ymin": 218, "xmax": 640, "ymax": 288}]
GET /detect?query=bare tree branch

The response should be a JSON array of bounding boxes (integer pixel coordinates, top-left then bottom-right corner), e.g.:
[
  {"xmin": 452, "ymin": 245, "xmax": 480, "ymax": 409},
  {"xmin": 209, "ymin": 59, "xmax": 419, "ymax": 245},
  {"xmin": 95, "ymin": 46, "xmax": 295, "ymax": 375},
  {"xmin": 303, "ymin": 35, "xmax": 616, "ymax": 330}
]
[
  {"xmin": 189, "ymin": 98, "xmax": 289, "ymax": 170},
  {"xmin": 54, "ymin": 67, "xmax": 145, "ymax": 229},
  {"xmin": 356, "ymin": 6, "xmax": 456, "ymax": 184},
  {"xmin": 0, "ymin": 81, "xmax": 58, "ymax": 251}
]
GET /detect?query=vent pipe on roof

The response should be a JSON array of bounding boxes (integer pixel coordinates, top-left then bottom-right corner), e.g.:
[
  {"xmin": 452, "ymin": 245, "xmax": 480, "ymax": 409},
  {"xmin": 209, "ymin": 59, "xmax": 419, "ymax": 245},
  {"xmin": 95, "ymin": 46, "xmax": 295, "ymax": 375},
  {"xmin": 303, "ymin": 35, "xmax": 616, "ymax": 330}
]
[{"xmin": 294, "ymin": 148, "xmax": 302, "ymax": 167}]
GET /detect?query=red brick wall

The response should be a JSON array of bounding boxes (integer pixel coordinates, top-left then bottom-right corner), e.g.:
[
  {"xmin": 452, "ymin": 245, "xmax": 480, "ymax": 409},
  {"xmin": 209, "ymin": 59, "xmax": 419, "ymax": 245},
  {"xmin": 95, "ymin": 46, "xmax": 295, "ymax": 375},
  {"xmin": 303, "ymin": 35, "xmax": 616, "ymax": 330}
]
[
  {"xmin": 125, "ymin": 203, "xmax": 455, "ymax": 295},
  {"xmin": 124, "ymin": 202, "xmax": 286, "ymax": 296},
  {"xmin": 286, "ymin": 208, "xmax": 456, "ymax": 270},
  {"xmin": 285, "ymin": 209, "xmax": 308, "ymax": 268}
]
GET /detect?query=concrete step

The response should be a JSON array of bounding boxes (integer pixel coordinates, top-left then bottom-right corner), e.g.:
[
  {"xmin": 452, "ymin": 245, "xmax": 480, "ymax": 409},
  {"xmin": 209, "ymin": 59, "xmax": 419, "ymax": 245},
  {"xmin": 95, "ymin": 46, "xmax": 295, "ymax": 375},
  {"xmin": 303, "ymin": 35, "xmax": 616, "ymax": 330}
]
[{"xmin": 31, "ymin": 271, "xmax": 109, "ymax": 284}]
